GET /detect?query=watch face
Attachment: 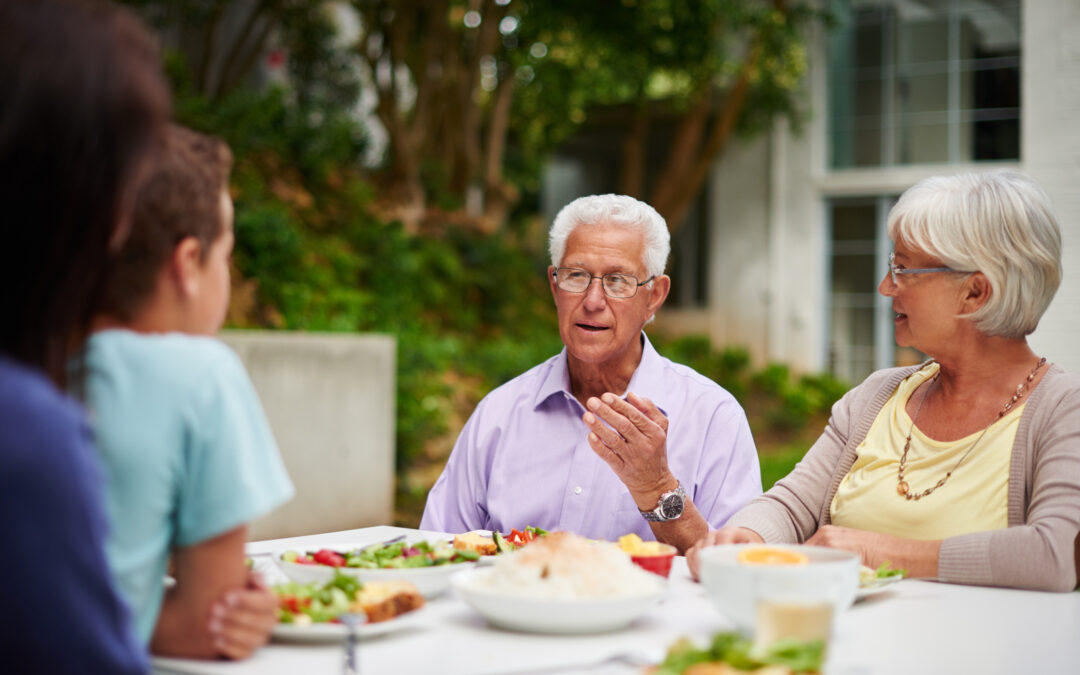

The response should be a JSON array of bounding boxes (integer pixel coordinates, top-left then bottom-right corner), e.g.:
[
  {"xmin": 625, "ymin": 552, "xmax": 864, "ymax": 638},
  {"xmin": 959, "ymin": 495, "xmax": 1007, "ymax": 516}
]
[{"xmin": 660, "ymin": 493, "xmax": 684, "ymax": 519}]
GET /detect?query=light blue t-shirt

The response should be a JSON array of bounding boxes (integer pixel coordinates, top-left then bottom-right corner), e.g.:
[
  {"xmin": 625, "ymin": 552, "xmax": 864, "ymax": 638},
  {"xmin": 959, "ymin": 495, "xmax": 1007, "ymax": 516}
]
[{"xmin": 82, "ymin": 330, "xmax": 294, "ymax": 644}]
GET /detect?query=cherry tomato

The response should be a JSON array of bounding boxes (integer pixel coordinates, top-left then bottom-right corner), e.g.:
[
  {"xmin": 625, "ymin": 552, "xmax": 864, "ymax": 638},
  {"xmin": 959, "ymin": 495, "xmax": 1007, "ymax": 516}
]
[{"xmin": 312, "ymin": 549, "xmax": 346, "ymax": 567}]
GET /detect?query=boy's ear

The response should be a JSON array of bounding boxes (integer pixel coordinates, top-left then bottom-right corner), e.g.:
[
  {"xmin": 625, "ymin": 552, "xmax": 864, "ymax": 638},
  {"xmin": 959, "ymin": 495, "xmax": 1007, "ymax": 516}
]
[{"xmin": 171, "ymin": 236, "xmax": 204, "ymax": 299}]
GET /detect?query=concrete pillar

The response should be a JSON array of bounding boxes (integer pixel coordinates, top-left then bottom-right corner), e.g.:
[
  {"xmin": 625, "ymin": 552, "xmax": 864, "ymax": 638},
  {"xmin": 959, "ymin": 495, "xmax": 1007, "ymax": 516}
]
[{"xmin": 220, "ymin": 331, "xmax": 396, "ymax": 540}]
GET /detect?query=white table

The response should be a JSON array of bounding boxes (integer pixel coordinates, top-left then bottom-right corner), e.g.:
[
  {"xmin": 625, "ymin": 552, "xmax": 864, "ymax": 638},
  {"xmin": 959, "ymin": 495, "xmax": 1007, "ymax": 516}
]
[{"xmin": 152, "ymin": 526, "xmax": 1080, "ymax": 675}]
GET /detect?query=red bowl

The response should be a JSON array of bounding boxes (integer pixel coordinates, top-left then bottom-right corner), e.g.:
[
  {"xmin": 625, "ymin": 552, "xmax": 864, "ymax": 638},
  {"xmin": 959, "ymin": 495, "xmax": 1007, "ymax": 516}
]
[{"xmin": 630, "ymin": 545, "xmax": 677, "ymax": 577}]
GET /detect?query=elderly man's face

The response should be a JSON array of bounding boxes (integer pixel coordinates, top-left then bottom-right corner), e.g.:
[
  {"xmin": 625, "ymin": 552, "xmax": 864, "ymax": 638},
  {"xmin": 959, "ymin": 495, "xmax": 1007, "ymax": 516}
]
[{"xmin": 549, "ymin": 223, "xmax": 670, "ymax": 369}]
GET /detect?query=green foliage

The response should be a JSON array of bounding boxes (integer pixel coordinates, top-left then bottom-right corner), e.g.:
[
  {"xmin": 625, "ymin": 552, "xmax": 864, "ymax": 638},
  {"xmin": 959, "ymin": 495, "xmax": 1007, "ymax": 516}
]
[
  {"xmin": 653, "ymin": 335, "xmax": 848, "ymax": 435},
  {"xmin": 658, "ymin": 335, "xmax": 751, "ymax": 402}
]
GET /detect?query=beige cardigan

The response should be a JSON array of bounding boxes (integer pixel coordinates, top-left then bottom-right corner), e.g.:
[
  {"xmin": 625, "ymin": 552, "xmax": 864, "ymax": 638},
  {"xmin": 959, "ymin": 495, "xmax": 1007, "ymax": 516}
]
[{"xmin": 727, "ymin": 364, "xmax": 1080, "ymax": 591}]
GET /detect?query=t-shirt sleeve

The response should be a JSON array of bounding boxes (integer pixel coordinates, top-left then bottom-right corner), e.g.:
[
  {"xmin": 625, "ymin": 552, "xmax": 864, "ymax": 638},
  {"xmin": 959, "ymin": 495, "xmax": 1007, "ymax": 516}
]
[{"xmin": 174, "ymin": 346, "xmax": 294, "ymax": 547}]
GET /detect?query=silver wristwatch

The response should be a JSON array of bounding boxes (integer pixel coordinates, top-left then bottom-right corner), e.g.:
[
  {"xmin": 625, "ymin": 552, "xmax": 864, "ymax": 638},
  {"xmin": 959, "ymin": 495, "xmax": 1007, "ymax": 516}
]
[{"xmin": 639, "ymin": 482, "xmax": 687, "ymax": 522}]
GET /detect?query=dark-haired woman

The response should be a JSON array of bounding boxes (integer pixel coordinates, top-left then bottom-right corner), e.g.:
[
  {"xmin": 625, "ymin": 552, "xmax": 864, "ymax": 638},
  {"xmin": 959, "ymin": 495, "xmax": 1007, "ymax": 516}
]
[{"xmin": 0, "ymin": 0, "xmax": 168, "ymax": 671}]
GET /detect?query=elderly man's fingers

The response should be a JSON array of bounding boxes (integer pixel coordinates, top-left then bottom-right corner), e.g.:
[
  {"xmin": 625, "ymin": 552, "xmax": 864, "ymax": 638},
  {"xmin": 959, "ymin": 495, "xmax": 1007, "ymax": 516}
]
[
  {"xmin": 599, "ymin": 393, "xmax": 661, "ymax": 436},
  {"xmin": 625, "ymin": 392, "xmax": 668, "ymax": 433},
  {"xmin": 587, "ymin": 431, "xmax": 624, "ymax": 468},
  {"xmin": 587, "ymin": 396, "xmax": 649, "ymax": 444},
  {"xmin": 583, "ymin": 401, "xmax": 630, "ymax": 449}
]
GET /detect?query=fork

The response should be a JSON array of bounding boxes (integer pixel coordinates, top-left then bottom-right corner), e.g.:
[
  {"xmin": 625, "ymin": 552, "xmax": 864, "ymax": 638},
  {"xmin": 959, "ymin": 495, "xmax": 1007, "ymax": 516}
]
[{"xmin": 339, "ymin": 612, "xmax": 366, "ymax": 675}]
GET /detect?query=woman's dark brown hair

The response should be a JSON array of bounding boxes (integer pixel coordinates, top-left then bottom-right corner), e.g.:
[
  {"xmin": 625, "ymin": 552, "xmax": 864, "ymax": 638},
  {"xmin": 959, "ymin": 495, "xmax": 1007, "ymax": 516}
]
[
  {"xmin": 99, "ymin": 124, "xmax": 234, "ymax": 323},
  {"xmin": 0, "ymin": 0, "xmax": 170, "ymax": 387}
]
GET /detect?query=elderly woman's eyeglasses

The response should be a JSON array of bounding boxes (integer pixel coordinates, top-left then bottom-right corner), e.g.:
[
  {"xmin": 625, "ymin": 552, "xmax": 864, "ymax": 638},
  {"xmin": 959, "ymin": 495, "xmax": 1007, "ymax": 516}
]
[
  {"xmin": 553, "ymin": 267, "xmax": 655, "ymax": 298},
  {"xmin": 888, "ymin": 252, "xmax": 956, "ymax": 285}
]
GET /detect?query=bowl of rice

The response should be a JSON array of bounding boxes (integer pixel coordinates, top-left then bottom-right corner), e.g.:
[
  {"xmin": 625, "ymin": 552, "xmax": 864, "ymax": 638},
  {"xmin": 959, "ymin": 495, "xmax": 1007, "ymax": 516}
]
[{"xmin": 451, "ymin": 531, "xmax": 665, "ymax": 634}]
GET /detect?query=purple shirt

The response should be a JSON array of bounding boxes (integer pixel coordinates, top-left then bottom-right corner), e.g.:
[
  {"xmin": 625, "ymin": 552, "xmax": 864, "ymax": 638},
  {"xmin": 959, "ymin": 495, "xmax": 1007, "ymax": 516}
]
[{"xmin": 421, "ymin": 334, "xmax": 762, "ymax": 540}]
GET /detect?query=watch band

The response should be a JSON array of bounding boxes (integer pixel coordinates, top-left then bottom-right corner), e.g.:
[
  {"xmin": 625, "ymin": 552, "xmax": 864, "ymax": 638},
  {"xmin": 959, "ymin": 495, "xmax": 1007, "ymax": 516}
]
[{"xmin": 639, "ymin": 482, "xmax": 687, "ymax": 522}]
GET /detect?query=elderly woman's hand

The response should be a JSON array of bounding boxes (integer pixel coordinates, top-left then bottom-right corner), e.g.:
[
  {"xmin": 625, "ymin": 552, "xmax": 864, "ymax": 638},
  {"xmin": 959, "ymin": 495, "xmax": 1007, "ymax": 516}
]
[
  {"xmin": 806, "ymin": 525, "xmax": 940, "ymax": 578},
  {"xmin": 686, "ymin": 527, "xmax": 764, "ymax": 581},
  {"xmin": 583, "ymin": 392, "xmax": 673, "ymax": 500}
]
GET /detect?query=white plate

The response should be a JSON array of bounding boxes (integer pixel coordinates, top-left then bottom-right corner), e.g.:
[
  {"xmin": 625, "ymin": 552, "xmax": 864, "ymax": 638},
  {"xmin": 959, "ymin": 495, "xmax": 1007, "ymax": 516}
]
[
  {"xmin": 857, "ymin": 575, "xmax": 902, "ymax": 600},
  {"xmin": 271, "ymin": 608, "xmax": 426, "ymax": 643},
  {"xmin": 273, "ymin": 540, "xmax": 476, "ymax": 598},
  {"xmin": 450, "ymin": 568, "xmax": 664, "ymax": 634}
]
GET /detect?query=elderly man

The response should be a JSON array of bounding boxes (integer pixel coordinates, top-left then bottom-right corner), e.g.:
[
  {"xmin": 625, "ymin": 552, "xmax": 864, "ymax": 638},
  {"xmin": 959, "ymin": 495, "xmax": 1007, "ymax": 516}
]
[{"xmin": 421, "ymin": 194, "xmax": 761, "ymax": 551}]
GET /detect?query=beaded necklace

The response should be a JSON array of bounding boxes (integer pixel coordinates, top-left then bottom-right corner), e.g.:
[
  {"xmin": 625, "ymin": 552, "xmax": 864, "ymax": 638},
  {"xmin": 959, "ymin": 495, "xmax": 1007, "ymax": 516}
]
[{"xmin": 897, "ymin": 357, "xmax": 1046, "ymax": 501}]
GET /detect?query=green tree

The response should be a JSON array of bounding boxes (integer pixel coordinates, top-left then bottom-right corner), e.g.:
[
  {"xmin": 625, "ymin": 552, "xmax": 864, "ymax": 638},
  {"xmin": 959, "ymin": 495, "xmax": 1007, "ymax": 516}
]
[{"xmin": 356, "ymin": 0, "xmax": 823, "ymax": 232}]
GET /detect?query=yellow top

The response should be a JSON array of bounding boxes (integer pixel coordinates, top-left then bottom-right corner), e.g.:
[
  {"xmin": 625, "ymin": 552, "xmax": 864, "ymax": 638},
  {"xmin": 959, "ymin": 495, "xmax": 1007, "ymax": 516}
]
[{"xmin": 830, "ymin": 362, "xmax": 1019, "ymax": 540}]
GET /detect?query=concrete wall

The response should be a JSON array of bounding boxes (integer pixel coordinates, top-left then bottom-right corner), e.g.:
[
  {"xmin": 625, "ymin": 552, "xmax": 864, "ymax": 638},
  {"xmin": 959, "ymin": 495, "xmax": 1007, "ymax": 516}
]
[
  {"xmin": 219, "ymin": 331, "xmax": 396, "ymax": 540},
  {"xmin": 1023, "ymin": 1, "xmax": 1080, "ymax": 372}
]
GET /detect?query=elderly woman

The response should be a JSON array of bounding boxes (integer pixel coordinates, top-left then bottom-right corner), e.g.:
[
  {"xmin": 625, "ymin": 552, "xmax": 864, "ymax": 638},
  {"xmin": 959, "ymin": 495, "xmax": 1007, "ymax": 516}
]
[{"xmin": 688, "ymin": 170, "xmax": 1080, "ymax": 592}]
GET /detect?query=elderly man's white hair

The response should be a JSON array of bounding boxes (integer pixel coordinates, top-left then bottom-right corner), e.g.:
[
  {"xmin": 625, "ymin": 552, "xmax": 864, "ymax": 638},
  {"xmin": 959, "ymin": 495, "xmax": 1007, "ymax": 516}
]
[
  {"xmin": 888, "ymin": 170, "xmax": 1062, "ymax": 338},
  {"xmin": 549, "ymin": 194, "xmax": 670, "ymax": 279}
]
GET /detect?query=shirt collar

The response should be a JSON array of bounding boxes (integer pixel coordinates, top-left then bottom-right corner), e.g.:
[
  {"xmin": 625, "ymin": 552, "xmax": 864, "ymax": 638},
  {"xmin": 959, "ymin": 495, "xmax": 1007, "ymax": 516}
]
[{"xmin": 533, "ymin": 332, "xmax": 670, "ymax": 416}]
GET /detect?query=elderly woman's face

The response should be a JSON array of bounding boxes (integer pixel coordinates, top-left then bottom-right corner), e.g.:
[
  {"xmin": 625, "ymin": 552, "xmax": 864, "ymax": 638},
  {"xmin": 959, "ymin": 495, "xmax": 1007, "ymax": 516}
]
[
  {"xmin": 549, "ymin": 223, "xmax": 668, "ymax": 369},
  {"xmin": 878, "ymin": 240, "xmax": 967, "ymax": 351}
]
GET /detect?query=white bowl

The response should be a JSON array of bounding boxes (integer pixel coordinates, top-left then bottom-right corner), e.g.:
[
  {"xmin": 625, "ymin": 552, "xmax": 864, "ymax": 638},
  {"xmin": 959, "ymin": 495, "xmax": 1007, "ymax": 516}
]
[
  {"xmin": 273, "ymin": 544, "xmax": 475, "ymax": 598},
  {"xmin": 697, "ymin": 544, "xmax": 860, "ymax": 631},
  {"xmin": 450, "ymin": 568, "xmax": 664, "ymax": 634}
]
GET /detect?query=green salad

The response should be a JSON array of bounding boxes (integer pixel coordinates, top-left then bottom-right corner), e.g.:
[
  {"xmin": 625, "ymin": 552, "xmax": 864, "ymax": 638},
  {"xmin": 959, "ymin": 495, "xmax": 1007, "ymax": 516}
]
[
  {"xmin": 859, "ymin": 561, "xmax": 907, "ymax": 586},
  {"xmin": 274, "ymin": 573, "xmax": 363, "ymax": 625},
  {"xmin": 653, "ymin": 632, "xmax": 825, "ymax": 674},
  {"xmin": 281, "ymin": 539, "xmax": 479, "ymax": 569}
]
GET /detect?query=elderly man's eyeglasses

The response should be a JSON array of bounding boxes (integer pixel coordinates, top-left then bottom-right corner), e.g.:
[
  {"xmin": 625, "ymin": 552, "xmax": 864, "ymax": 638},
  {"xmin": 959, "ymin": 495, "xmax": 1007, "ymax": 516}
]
[
  {"xmin": 888, "ymin": 252, "xmax": 956, "ymax": 285},
  {"xmin": 553, "ymin": 267, "xmax": 655, "ymax": 298}
]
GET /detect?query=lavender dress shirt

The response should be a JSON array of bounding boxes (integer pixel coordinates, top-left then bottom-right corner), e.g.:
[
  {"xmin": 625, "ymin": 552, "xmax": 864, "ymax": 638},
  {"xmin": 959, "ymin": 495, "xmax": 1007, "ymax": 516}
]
[{"xmin": 420, "ymin": 334, "xmax": 762, "ymax": 540}]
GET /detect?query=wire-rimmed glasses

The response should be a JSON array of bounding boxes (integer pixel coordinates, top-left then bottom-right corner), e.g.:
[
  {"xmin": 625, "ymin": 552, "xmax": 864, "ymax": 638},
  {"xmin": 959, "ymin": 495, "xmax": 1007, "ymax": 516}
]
[
  {"xmin": 888, "ymin": 251, "xmax": 956, "ymax": 285},
  {"xmin": 552, "ymin": 267, "xmax": 655, "ymax": 298}
]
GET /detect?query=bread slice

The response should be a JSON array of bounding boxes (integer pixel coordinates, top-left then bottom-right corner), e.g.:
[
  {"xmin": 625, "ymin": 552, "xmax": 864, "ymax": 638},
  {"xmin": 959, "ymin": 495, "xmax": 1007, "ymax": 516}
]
[
  {"xmin": 453, "ymin": 531, "xmax": 498, "ymax": 556},
  {"xmin": 350, "ymin": 581, "xmax": 425, "ymax": 623}
]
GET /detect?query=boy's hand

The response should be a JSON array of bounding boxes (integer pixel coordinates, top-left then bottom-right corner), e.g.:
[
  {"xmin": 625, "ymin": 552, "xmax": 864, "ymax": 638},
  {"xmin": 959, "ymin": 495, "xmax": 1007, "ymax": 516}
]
[{"xmin": 208, "ymin": 570, "xmax": 277, "ymax": 660}]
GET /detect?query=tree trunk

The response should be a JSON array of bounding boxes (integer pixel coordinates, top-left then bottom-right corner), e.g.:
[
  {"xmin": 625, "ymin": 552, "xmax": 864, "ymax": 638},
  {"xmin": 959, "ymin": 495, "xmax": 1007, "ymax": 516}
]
[
  {"xmin": 649, "ymin": 87, "xmax": 711, "ymax": 229},
  {"xmin": 660, "ymin": 67, "xmax": 752, "ymax": 231},
  {"xmin": 481, "ymin": 70, "xmax": 517, "ymax": 232},
  {"xmin": 618, "ymin": 101, "xmax": 650, "ymax": 198}
]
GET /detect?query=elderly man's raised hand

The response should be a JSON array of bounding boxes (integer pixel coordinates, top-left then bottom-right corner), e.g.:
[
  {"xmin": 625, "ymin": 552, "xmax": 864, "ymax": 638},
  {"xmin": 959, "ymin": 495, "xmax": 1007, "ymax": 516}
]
[{"xmin": 583, "ymin": 392, "xmax": 673, "ymax": 503}]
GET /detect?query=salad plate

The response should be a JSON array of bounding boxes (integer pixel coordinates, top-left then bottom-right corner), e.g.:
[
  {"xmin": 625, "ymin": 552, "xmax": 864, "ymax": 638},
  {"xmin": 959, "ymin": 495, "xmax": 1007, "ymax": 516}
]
[
  {"xmin": 274, "ymin": 538, "xmax": 477, "ymax": 598},
  {"xmin": 856, "ymin": 575, "xmax": 903, "ymax": 600},
  {"xmin": 856, "ymin": 563, "xmax": 905, "ymax": 601},
  {"xmin": 272, "ymin": 609, "xmax": 427, "ymax": 643}
]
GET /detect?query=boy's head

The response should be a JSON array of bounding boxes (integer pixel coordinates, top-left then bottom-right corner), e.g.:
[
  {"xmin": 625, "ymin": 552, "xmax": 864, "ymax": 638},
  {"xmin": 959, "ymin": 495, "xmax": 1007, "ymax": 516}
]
[{"xmin": 99, "ymin": 124, "xmax": 234, "ymax": 335}]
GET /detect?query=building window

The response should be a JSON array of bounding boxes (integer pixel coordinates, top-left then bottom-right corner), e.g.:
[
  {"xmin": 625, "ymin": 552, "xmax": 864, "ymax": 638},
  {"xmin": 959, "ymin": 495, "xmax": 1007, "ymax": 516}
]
[
  {"xmin": 828, "ymin": 196, "xmax": 933, "ymax": 383},
  {"xmin": 827, "ymin": 0, "xmax": 1021, "ymax": 169},
  {"xmin": 828, "ymin": 198, "xmax": 889, "ymax": 383}
]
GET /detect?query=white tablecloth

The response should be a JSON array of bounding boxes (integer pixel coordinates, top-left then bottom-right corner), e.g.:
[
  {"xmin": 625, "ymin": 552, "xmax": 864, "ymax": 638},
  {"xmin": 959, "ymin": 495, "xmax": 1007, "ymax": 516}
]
[{"xmin": 152, "ymin": 526, "xmax": 1080, "ymax": 675}]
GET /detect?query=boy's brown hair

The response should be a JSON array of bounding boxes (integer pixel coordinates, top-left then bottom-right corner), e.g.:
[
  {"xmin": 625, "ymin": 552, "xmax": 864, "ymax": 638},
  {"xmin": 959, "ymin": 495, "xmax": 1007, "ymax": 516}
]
[{"xmin": 99, "ymin": 124, "xmax": 233, "ymax": 322}]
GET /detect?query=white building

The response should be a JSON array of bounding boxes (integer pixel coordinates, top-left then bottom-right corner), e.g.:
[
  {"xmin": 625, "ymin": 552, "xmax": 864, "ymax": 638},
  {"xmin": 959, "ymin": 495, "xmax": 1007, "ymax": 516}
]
[{"xmin": 546, "ymin": 0, "xmax": 1079, "ymax": 383}]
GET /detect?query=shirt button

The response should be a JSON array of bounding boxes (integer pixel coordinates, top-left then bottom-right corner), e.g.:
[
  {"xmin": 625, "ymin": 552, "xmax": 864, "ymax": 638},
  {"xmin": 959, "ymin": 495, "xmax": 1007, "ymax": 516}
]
[{"xmin": 574, "ymin": 486, "xmax": 583, "ymax": 495}]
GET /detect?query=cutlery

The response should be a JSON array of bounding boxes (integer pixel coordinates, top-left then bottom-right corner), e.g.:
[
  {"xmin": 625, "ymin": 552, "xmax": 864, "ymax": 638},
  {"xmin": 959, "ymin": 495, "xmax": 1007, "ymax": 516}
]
[
  {"xmin": 362, "ymin": 534, "xmax": 407, "ymax": 551},
  {"xmin": 339, "ymin": 612, "xmax": 366, "ymax": 674}
]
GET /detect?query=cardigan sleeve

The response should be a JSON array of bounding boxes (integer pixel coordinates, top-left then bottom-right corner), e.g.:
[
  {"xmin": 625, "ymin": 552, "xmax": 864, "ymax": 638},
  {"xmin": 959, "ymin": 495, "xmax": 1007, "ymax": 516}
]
[
  {"xmin": 727, "ymin": 376, "xmax": 868, "ymax": 543},
  {"xmin": 726, "ymin": 367, "xmax": 910, "ymax": 544},
  {"xmin": 938, "ymin": 376, "xmax": 1080, "ymax": 591}
]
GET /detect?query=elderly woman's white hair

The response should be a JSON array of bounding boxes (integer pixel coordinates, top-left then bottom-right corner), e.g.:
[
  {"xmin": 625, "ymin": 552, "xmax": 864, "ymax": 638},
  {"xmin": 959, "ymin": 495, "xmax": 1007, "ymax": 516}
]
[
  {"xmin": 549, "ymin": 194, "xmax": 670, "ymax": 278},
  {"xmin": 887, "ymin": 170, "xmax": 1062, "ymax": 338}
]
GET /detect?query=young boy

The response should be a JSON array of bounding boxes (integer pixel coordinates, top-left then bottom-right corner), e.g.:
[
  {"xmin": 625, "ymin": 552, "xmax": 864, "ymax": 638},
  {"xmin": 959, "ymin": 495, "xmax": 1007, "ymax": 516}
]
[{"xmin": 84, "ymin": 125, "xmax": 294, "ymax": 659}]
